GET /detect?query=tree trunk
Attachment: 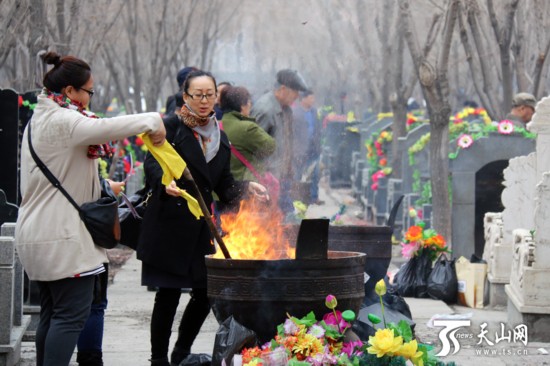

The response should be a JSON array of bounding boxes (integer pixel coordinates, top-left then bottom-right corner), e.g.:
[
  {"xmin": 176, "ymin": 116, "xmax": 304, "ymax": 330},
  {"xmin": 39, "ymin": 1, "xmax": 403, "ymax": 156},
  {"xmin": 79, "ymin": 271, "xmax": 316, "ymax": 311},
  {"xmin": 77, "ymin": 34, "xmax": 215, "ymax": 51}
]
[{"xmin": 428, "ymin": 107, "xmax": 451, "ymax": 239}]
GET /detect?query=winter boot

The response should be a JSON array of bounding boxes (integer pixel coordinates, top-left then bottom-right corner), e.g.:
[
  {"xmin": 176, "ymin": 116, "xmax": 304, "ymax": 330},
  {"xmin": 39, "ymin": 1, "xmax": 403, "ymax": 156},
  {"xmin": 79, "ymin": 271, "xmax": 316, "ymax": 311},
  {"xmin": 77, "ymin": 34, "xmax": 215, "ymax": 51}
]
[
  {"xmin": 150, "ymin": 356, "xmax": 170, "ymax": 366},
  {"xmin": 76, "ymin": 350, "xmax": 103, "ymax": 366}
]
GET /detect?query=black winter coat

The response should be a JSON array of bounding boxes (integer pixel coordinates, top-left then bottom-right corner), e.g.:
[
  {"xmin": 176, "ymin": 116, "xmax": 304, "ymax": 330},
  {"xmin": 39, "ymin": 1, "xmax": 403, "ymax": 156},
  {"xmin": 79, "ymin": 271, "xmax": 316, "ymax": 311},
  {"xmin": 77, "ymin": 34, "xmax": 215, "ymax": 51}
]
[{"xmin": 136, "ymin": 114, "xmax": 246, "ymax": 285}]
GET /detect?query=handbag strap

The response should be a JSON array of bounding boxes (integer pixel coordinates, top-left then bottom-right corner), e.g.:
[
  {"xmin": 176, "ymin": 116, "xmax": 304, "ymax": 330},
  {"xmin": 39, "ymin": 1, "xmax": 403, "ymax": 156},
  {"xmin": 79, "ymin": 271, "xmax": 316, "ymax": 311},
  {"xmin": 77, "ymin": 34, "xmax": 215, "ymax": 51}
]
[
  {"xmin": 229, "ymin": 145, "xmax": 262, "ymax": 181},
  {"xmin": 26, "ymin": 121, "xmax": 82, "ymax": 214},
  {"xmin": 219, "ymin": 120, "xmax": 262, "ymax": 181}
]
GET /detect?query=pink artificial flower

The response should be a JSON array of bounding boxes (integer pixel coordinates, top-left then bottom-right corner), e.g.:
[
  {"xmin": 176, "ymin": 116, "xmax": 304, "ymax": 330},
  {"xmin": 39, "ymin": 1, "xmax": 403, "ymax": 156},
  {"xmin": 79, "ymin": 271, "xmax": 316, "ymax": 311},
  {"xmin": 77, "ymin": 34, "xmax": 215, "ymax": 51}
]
[
  {"xmin": 323, "ymin": 310, "xmax": 350, "ymax": 331},
  {"xmin": 457, "ymin": 134, "xmax": 474, "ymax": 149},
  {"xmin": 498, "ymin": 120, "xmax": 515, "ymax": 135},
  {"xmin": 342, "ymin": 340, "xmax": 364, "ymax": 357},
  {"xmin": 401, "ymin": 241, "xmax": 421, "ymax": 259}
]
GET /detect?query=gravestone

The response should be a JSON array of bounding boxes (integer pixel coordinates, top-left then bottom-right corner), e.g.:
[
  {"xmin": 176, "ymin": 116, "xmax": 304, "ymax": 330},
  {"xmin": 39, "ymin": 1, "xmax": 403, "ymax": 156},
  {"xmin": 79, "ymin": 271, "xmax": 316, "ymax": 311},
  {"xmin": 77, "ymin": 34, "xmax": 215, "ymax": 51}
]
[
  {"xmin": 386, "ymin": 179, "xmax": 403, "ymax": 239},
  {"xmin": 0, "ymin": 190, "xmax": 17, "ymax": 229},
  {"xmin": 0, "ymin": 226, "xmax": 30, "ymax": 366},
  {"xmin": 325, "ymin": 121, "xmax": 362, "ymax": 188},
  {"xmin": 0, "ymin": 224, "xmax": 22, "ymax": 327},
  {"xmin": 483, "ymin": 154, "xmax": 537, "ymax": 306},
  {"xmin": 450, "ymin": 134, "xmax": 535, "ymax": 259},
  {"xmin": 0, "ymin": 89, "xmax": 20, "ymax": 205},
  {"xmin": 505, "ymin": 96, "xmax": 550, "ymax": 341}
]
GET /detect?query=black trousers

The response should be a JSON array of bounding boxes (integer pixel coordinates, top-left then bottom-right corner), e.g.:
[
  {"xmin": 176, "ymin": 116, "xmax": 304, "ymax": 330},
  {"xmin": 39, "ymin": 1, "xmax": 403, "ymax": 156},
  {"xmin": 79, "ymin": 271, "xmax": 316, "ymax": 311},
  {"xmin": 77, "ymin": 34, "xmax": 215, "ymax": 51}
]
[
  {"xmin": 150, "ymin": 287, "xmax": 211, "ymax": 360},
  {"xmin": 36, "ymin": 276, "xmax": 95, "ymax": 366}
]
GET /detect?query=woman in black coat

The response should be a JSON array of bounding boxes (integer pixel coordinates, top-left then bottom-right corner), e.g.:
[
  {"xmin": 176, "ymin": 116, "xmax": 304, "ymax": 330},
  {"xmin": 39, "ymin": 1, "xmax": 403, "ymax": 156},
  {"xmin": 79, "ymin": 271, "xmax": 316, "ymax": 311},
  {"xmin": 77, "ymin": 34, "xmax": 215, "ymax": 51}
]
[{"xmin": 136, "ymin": 70, "xmax": 267, "ymax": 366}]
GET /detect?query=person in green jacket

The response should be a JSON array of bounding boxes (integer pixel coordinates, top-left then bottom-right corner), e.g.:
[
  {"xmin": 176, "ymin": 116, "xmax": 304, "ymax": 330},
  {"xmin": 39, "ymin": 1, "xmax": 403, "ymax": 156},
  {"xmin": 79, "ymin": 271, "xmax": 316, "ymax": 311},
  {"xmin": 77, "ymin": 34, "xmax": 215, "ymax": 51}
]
[{"xmin": 220, "ymin": 85, "xmax": 276, "ymax": 181}]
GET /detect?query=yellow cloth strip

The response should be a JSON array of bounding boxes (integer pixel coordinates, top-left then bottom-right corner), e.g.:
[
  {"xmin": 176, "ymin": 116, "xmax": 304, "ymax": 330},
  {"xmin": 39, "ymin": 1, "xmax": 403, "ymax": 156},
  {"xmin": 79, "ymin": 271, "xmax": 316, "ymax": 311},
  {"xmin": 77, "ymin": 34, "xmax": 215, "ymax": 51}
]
[
  {"xmin": 178, "ymin": 188, "xmax": 203, "ymax": 220},
  {"xmin": 140, "ymin": 134, "xmax": 203, "ymax": 220}
]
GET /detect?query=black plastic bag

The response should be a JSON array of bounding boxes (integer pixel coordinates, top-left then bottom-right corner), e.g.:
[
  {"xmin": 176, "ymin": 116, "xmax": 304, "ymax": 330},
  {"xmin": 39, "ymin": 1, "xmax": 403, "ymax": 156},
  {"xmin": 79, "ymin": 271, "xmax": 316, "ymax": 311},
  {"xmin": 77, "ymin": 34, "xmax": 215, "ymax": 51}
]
[
  {"xmin": 353, "ymin": 303, "xmax": 416, "ymax": 341},
  {"xmin": 427, "ymin": 254, "xmax": 458, "ymax": 303},
  {"xmin": 414, "ymin": 250, "xmax": 433, "ymax": 298},
  {"xmin": 212, "ymin": 316, "xmax": 258, "ymax": 366},
  {"xmin": 364, "ymin": 278, "xmax": 412, "ymax": 320},
  {"xmin": 395, "ymin": 257, "xmax": 418, "ymax": 297}
]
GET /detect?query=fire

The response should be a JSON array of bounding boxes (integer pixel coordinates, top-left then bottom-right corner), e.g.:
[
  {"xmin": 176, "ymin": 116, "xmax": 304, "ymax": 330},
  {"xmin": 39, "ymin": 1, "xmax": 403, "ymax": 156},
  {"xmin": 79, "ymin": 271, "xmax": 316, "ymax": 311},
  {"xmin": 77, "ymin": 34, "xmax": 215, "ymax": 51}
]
[{"xmin": 213, "ymin": 198, "xmax": 295, "ymax": 260}]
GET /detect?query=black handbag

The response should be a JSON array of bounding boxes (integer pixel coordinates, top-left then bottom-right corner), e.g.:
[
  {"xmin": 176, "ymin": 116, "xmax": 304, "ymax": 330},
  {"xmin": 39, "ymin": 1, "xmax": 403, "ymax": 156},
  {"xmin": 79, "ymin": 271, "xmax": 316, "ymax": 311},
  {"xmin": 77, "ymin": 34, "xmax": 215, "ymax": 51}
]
[
  {"xmin": 118, "ymin": 187, "xmax": 150, "ymax": 250},
  {"xmin": 27, "ymin": 121, "xmax": 120, "ymax": 249}
]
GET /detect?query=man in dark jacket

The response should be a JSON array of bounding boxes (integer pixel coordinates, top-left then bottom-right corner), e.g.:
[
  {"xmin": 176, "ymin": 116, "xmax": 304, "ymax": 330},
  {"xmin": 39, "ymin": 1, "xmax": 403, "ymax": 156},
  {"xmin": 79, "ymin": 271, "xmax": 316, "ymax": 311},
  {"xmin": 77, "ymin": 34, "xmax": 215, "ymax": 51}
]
[
  {"xmin": 250, "ymin": 69, "xmax": 308, "ymax": 214},
  {"xmin": 506, "ymin": 92, "xmax": 537, "ymax": 128}
]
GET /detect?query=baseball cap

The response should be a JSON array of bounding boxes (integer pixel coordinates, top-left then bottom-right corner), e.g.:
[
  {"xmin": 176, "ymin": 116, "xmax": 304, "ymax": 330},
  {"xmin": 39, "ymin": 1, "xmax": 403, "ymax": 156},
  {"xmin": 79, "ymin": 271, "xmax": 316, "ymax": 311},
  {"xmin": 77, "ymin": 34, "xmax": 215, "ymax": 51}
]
[
  {"xmin": 276, "ymin": 69, "xmax": 308, "ymax": 92},
  {"xmin": 512, "ymin": 93, "xmax": 536, "ymax": 109}
]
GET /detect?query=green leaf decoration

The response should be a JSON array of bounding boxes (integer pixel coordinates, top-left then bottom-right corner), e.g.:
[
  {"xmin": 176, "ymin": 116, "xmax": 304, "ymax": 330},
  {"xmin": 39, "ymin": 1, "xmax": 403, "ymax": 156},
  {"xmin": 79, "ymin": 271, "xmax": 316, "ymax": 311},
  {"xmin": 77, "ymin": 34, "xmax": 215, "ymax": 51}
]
[
  {"xmin": 342, "ymin": 310, "xmax": 356, "ymax": 322},
  {"xmin": 296, "ymin": 311, "xmax": 317, "ymax": 327},
  {"xmin": 396, "ymin": 320, "xmax": 413, "ymax": 342},
  {"xmin": 367, "ymin": 313, "xmax": 381, "ymax": 324}
]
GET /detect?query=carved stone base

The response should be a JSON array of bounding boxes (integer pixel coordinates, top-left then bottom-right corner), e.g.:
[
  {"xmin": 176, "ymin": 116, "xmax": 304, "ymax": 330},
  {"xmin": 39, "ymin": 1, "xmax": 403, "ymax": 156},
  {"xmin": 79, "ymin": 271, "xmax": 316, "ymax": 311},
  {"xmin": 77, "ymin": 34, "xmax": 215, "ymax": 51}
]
[
  {"xmin": 488, "ymin": 244, "xmax": 513, "ymax": 280},
  {"xmin": 508, "ymin": 268, "xmax": 550, "ymax": 308},
  {"xmin": 487, "ymin": 274, "xmax": 508, "ymax": 307},
  {"xmin": 507, "ymin": 297, "xmax": 550, "ymax": 342}
]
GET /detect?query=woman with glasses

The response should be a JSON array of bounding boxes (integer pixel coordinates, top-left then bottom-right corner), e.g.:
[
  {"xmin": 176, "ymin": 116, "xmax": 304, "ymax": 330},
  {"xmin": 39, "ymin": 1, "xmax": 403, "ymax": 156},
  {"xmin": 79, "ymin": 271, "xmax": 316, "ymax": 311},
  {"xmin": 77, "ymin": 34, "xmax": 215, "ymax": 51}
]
[
  {"xmin": 16, "ymin": 51, "xmax": 166, "ymax": 366},
  {"xmin": 136, "ymin": 70, "xmax": 268, "ymax": 366}
]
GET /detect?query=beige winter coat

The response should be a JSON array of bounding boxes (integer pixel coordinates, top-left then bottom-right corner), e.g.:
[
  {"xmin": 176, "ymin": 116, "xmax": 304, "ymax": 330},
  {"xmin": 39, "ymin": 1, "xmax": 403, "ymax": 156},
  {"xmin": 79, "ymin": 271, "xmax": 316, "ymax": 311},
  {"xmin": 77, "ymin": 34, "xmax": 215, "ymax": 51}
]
[{"xmin": 16, "ymin": 93, "xmax": 163, "ymax": 281}]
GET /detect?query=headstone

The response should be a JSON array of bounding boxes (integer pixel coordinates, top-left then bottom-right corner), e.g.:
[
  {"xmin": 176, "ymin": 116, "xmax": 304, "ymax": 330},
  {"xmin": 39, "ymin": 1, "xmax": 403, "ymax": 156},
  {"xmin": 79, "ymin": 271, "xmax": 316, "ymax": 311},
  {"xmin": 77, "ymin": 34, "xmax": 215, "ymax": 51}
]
[
  {"xmin": 0, "ymin": 228, "xmax": 30, "ymax": 366},
  {"xmin": 1, "ymin": 223, "xmax": 22, "ymax": 327},
  {"xmin": 400, "ymin": 124, "xmax": 430, "ymax": 194},
  {"xmin": 483, "ymin": 154, "xmax": 536, "ymax": 306},
  {"xmin": 373, "ymin": 176, "xmax": 388, "ymax": 225},
  {"xmin": 505, "ymin": 96, "xmax": 550, "ymax": 341},
  {"xmin": 0, "ymin": 89, "xmax": 20, "ymax": 205},
  {"xmin": 0, "ymin": 236, "xmax": 14, "ymax": 344},
  {"xmin": 450, "ymin": 134, "xmax": 535, "ymax": 259}
]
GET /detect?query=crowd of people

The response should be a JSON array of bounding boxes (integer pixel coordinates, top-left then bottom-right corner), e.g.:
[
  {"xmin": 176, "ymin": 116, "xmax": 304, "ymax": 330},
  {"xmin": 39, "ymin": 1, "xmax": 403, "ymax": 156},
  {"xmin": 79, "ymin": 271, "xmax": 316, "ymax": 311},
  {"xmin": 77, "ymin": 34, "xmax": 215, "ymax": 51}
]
[
  {"xmin": 15, "ymin": 48, "xmax": 540, "ymax": 366},
  {"xmin": 15, "ymin": 51, "xmax": 324, "ymax": 366}
]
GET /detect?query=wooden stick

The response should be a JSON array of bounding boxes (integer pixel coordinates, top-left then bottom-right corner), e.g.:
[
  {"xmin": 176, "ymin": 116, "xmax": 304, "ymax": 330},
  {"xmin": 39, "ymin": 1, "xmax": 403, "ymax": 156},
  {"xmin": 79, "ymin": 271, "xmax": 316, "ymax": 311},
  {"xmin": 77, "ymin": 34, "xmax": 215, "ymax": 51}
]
[{"xmin": 182, "ymin": 168, "xmax": 231, "ymax": 259}]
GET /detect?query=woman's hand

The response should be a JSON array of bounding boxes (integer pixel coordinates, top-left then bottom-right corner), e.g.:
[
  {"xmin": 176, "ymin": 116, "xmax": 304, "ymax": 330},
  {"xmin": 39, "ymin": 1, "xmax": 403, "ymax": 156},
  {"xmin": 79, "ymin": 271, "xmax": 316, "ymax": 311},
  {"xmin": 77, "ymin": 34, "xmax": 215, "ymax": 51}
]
[
  {"xmin": 165, "ymin": 180, "xmax": 181, "ymax": 197},
  {"xmin": 248, "ymin": 181, "xmax": 269, "ymax": 203},
  {"xmin": 148, "ymin": 119, "xmax": 167, "ymax": 146},
  {"xmin": 107, "ymin": 179, "xmax": 125, "ymax": 196}
]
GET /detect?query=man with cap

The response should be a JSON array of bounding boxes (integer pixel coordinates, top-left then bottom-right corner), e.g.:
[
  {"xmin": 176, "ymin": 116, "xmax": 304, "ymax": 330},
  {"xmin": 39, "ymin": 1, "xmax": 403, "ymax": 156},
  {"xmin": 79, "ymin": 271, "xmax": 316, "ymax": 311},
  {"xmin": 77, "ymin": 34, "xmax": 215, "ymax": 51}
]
[
  {"xmin": 164, "ymin": 66, "xmax": 198, "ymax": 116},
  {"xmin": 506, "ymin": 92, "xmax": 537, "ymax": 128},
  {"xmin": 251, "ymin": 69, "xmax": 308, "ymax": 214}
]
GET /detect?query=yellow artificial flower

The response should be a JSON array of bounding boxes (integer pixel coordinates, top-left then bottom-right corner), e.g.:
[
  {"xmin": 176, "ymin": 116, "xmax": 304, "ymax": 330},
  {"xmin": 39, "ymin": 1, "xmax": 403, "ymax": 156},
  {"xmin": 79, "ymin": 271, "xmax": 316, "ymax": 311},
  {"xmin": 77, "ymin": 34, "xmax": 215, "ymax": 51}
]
[
  {"xmin": 375, "ymin": 279, "xmax": 387, "ymax": 296},
  {"xmin": 396, "ymin": 340, "xmax": 424, "ymax": 365},
  {"xmin": 367, "ymin": 328, "xmax": 403, "ymax": 358},
  {"xmin": 292, "ymin": 333, "xmax": 324, "ymax": 358}
]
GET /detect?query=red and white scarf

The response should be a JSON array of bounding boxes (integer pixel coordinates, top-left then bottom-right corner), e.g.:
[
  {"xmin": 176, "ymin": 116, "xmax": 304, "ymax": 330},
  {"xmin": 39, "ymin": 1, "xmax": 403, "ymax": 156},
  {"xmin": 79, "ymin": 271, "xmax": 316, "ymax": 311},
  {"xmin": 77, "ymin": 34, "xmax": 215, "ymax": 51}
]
[{"xmin": 45, "ymin": 89, "xmax": 114, "ymax": 159}]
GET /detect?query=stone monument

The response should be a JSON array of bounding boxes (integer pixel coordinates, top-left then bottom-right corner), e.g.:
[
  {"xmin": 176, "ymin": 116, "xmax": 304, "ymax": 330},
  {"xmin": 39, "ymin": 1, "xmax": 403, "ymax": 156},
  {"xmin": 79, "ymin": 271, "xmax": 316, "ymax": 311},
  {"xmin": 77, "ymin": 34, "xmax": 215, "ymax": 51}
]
[
  {"xmin": 483, "ymin": 153, "xmax": 536, "ymax": 306},
  {"xmin": 505, "ymin": 96, "xmax": 550, "ymax": 341}
]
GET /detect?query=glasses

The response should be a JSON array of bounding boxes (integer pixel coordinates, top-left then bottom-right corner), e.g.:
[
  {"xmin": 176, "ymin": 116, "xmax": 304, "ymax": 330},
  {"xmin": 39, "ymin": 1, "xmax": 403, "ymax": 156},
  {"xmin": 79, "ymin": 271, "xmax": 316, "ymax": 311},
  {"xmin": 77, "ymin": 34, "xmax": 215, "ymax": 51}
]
[
  {"xmin": 186, "ymin": 92, "xmax": 217, "ymax": 101},
  {"xmin": 80, "ymin": 87, "xmax": 94, "ymax": 97}
]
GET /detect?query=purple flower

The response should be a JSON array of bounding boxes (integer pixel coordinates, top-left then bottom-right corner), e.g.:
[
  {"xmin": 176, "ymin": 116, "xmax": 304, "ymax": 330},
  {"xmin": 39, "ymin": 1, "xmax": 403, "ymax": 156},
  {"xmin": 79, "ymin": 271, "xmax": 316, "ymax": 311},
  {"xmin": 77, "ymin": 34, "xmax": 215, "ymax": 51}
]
[{"xmin": 283, "ymin": 318, "xmax": 299, "ymax": 335}]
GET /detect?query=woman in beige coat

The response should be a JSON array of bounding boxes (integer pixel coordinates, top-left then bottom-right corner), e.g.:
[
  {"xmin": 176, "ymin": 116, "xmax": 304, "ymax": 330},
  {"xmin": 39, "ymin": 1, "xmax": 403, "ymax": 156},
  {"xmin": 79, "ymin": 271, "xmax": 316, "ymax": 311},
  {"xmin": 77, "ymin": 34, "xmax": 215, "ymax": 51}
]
[{"xmin": 15, "ymin": 51, "xmax": 165, "ymax": 366}]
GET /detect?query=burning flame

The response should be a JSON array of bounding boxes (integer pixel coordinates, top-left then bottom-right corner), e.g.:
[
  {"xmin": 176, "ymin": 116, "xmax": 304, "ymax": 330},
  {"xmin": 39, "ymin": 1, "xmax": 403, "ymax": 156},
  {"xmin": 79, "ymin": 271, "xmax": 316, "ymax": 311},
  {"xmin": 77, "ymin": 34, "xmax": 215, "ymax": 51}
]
[{"xmin": 214, "ymin": 198, "xmax": 295, "ymax": 260}]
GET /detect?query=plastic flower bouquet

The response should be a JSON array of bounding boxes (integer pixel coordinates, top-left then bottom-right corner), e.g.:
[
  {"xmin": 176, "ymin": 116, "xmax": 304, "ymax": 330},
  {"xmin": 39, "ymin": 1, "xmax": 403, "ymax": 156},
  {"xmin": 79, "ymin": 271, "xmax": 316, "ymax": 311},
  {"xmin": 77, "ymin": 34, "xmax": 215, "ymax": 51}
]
[
  {"xmin": 239, "ymin": 290, "xmax": 456, "ymax": 366},
  {"xmin": 241, "ymin": 295, "xmax": 362, "ymax": 365},
  {"xmin": 401, "ymin": 221, "xmax": 450, "ymax": 262}
]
